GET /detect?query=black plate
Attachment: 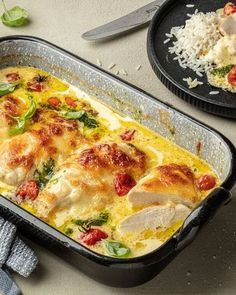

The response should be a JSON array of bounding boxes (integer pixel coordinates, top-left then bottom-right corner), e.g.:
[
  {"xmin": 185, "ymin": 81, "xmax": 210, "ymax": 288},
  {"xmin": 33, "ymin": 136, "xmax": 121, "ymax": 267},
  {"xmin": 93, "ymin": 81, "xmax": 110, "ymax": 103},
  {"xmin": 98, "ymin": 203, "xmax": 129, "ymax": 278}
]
[{"xmin": 147, "ymin": 0, "xmax": 236, "ymax": 118}]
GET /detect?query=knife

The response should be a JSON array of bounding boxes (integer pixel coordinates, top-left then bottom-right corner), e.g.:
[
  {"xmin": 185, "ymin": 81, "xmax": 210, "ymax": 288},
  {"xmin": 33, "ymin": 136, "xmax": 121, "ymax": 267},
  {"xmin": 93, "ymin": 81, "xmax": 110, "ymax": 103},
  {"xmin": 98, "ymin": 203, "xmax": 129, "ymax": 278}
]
[{"xmin": 82, "ymin": 0, "xmax": 165, "ymax": 41}]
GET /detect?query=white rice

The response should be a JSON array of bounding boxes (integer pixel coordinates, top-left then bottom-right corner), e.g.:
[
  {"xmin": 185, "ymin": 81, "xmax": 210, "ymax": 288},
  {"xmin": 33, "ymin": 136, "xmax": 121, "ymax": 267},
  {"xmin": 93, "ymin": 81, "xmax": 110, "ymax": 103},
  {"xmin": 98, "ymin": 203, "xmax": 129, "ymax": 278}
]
[
  {"xmin": 183, "ymin": 77, "xmax": 203, "ymax": 89},
  {"xmin": 167, "ymin": 10, "xmax": 222, "ymax": 74},
  {"xmin": 163, "ymin": 38, "xmax": 170, "ymax": 44},
  {"xmin": 209, "ymin": 91, "xmax": 220, "ymax": 95},
  {"xmin": 186, "ymin": 4, "xmax": 195, "ymax": 8}
]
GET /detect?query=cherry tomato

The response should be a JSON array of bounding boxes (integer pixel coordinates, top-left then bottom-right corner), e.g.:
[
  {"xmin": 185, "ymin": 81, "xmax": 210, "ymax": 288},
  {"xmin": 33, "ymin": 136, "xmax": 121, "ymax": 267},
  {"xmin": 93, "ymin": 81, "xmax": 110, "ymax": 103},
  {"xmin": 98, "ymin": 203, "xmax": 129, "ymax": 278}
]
[
  {"xmin": 47, "ymin": 97, "xmax": 61, "ymax": 108},
  {"xmin": 114, "ymin": 173, "xmax": 136, "ymax": 196},
  {"xmin": 80, "ymin": 228, "xmax": 108, "ymax": 246},
  {"xmin": 120, "ymin": 129, "xmax": 136, "ymax": 141},
  {"xmin": 197, "ymin": 175, "xmax": 216, "ymax": 191},
  {"xmin": 16, "ymin": 180, "xmax": 39, "ymax": 201},
  {"xmin": 65, "ymin": 97, "xmax": 77, "ymax": 108},
  {"xmin": 227, "ymin": 66, "xmax": 236, "ymax": 86},
  {"xmin": 224, "ymin": 2, "xmax": 236, "ymax": 15},
  {"xmin": 27, "ymin": 81, "xmax": 43, "ymax": 92},
  {"xmin": 6, "ymin": 72, "xmax": 20, "ymax": 83}
]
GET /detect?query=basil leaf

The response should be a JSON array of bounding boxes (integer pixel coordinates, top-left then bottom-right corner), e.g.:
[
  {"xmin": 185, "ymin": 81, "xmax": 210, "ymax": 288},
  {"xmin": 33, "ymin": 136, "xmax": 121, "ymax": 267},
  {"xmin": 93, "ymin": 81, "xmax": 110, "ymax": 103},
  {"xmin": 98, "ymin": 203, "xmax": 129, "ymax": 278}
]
[
  {"xmin": 23, "ymin": 96, "xmax": 37, "ymax": 120},
  {"xmin": 9, "ymin": 96, "xmax": 36, "ymax": 135},
  {"xmin": 74, "ymin": 212, "xmax": 109, "ymax": 231},
  {"xmin": 9, "ymin": 118, "xmax": 26, "ymax": 135},
  {"xmin": 104, "ymin": 240, "xmax": 131, "ymax": 258},
  {"xmin": 1, "ymin": 2, "xmax": 28, "ymax": 27},
  {"xmin": 87, "ymin": 212, "xmax": 109, "ymax": 227},
  {"xmin": 34, "ymin": 158, "xmax": 55, "ymax": 189},
  {"xmin": 0, "ymin": 81, "xmax": 16, "ymax": 96},
  {"xmin": 64, "ymin": 110, "xmax": 85, "ymax": 120},
  {"xmin": 64, "ymin": 110, "xmax": 99, "ymax": 129}
]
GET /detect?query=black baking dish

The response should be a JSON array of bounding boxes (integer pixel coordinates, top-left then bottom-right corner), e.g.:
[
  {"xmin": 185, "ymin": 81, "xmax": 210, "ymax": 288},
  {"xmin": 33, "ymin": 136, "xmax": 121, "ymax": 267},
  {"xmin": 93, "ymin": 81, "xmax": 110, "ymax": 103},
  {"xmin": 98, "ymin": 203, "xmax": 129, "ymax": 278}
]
[{"xmin": 0, "ymin": 35, "xmax": 235, "ymax": 287}]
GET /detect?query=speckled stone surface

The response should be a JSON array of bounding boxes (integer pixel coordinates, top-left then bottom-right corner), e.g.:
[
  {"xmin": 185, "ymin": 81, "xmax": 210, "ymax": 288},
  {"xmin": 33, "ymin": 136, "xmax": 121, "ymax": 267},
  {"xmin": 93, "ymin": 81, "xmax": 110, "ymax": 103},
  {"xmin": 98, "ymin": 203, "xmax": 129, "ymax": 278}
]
[{"xmin": 0, "ymin": 1, "xmax": 235, "ymax": 294}]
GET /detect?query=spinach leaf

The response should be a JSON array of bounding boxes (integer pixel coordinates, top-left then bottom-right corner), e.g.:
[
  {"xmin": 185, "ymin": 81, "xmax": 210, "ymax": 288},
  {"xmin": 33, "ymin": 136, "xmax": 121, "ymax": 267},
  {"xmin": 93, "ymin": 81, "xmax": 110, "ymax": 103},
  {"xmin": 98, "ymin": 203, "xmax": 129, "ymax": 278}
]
[
  {"xmin": 34, "ymin": 158, "xmax": 55, "ymax": 189},
  {"xmin": 64, "ymin": 110, "xmax": 99, "ymax": 128},
  {"xmin": 1, "ymin": 1, "xmax": 28, "ymax": 27},
  {"xmin": 104, "ymin": 240, "xmax": 131, "ymax": 258},
  {"xmin": 9, "ymin": 96, "xmax": 36, "ymax": 135},
  {"xmin": 74, "ymin": 212, "xmax": 109, "ymax": 232},
  {"xmin": 0, "ymin": 81, "xmax": 16, "ymax": 96},
  {"xmin": 79, "ymin": 112, "xmax": 99, "ymax": 128}
]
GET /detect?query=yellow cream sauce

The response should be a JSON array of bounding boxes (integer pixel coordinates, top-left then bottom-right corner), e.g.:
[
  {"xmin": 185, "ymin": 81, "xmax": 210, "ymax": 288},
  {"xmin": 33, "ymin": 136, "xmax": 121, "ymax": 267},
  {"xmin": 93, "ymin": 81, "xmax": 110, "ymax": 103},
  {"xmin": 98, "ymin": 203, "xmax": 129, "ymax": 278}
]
[{"xmin": 0, "ymin": 66, "xmax": 219, "ymax": 258}]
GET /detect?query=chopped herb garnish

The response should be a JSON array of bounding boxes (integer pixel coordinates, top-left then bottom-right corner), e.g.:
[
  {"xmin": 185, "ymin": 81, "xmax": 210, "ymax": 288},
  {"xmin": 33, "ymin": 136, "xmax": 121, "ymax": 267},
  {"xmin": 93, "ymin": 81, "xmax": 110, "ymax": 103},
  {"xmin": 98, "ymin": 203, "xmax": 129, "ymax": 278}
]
[
  {"xmin": 0, "ymin": 81, "xmax": 17, "ymax": 96},
  {"xmin": 64, "ymin": 110, "xmax": 99, "ymax": 129},
  {"xmin": 64, "ymin": 228, "xmax": 73, "ymax": 236},
  {"xmin": 9, "ymin": 95, "xmax": 36, "ymax": 135},
  {"xmin": 33, "ymin": 74, "xmax": 47, "ymax": 83},
  {"xmin": 74, "ymin": 212, "xmax": 109, "ymax": 232},
  {"xmin": 34, "ymin": 158, "xmax": 55, "ymax": 189},
  {"xmin": 104, "ymin": 240, "xmax": 131, "ymax": 258},
  {"xmin": 210, "ymin": 65, "xmax": 234, "ymax": 78}
]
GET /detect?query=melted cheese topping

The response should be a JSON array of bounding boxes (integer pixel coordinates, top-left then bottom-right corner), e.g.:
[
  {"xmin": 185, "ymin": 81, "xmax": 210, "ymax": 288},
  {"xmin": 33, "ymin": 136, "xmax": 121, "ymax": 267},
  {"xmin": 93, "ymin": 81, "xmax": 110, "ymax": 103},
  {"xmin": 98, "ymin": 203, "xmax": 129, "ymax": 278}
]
[{"xmin": 0, "ymin": 67, "xmax": 219, "ymax": 258}]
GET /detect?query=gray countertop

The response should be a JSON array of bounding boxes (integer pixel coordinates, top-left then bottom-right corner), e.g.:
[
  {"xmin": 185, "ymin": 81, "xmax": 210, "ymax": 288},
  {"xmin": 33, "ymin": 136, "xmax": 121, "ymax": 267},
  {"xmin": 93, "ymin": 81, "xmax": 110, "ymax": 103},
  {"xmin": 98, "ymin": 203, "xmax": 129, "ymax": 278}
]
[{"xmin": 1, "ymin": 1, "xmax": 235, "ymax": 294}]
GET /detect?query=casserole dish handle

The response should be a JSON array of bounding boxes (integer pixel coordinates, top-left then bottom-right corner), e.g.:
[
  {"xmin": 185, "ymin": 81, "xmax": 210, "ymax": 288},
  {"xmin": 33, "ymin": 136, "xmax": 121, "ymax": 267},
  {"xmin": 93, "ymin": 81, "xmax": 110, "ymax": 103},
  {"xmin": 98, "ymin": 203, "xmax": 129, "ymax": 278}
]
[{"xmin": 176, "ymin": 187, "xmax": 231, "ymax": 251}]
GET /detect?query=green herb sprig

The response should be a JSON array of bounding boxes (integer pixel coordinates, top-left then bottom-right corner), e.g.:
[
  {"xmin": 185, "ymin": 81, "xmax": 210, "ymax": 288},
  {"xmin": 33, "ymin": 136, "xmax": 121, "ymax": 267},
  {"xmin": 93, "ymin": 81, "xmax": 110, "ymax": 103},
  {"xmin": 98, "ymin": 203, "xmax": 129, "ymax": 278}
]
[
  {"xmin": 9, "ymin": 95, "xmax": 36, "ymax": 135},
  {"xmin": 1, "ymin": 0, "xmax": 28, "ymax": 27},
  {"xmin": 104, "ymin": 240, "xmax": 131, "ymax": 258},
  {"xmin": 74, "ymin": 212, "xmax": 109, "ymax": 233},
  {"xmin": 34, "ymin": 158, "xmax": 55, "ymax": 189}
]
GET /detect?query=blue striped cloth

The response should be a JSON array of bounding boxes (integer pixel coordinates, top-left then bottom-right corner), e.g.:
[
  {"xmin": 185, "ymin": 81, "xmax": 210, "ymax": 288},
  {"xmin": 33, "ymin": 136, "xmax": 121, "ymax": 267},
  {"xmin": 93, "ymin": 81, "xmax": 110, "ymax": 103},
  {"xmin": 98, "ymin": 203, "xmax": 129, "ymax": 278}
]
[{"xmin": 0, "ymin": 218, "xmax": 38, "ymax": 295}]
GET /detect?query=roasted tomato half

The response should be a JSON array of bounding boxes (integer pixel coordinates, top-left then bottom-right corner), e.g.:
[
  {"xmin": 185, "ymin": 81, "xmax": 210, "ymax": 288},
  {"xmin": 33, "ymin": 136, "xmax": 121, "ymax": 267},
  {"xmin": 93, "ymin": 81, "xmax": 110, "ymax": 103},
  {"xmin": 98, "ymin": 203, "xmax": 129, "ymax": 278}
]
[
  {"xmin": 114, "ymin": 172, "xmax": 136, "ymax": 196},
  {"xmin": 224, "ymin": 2, "xmax": 236, "ymax": 15},
  {"xmin": 16, "ymin": 180, "xmax": 39, "ymax": 201},
  {"xmin": 227, "ymin": 66, "xmax": 236, "ymax": 86},
  {"xmin": 65, "ymin": 97, "xmax": 77, "ymax": 108},
  {"xmin": 80, "ymin": 228, "xmax": 108, "ymax": 246},
  {"xmin": 47, "ymin": 97, "xmax": 61, "ymax": 108},
  {"xmin": 27, "ymin": 75, "xmax": 47, "ymax": 92},
  {"xmin": 6, "ymin": 72, "xmax": 21, "ymax": 83},
  {"xmin": 196, "ymin": 175, "xmax": 216, "ymax": 191}
]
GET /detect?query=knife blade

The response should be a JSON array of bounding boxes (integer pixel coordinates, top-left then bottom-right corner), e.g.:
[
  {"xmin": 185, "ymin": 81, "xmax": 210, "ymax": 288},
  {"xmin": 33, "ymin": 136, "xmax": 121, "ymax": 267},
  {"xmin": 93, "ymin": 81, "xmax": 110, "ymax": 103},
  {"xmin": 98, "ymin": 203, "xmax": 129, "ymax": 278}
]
[{"xmin": 82, "ymin": 0, "xmax": 165, "ymax": 41}]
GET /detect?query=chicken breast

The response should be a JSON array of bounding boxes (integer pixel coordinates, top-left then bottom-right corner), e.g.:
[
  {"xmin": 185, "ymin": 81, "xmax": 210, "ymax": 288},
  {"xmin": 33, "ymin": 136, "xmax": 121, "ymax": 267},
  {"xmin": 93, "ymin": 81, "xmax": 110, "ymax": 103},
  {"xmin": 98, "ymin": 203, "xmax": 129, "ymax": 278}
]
[
  {"xmin": 119, "ymin": 203, "xmax": 191, "ymax": 234},
  {"xmin": 220, "ymin": 13, "xmax": 236, "ymax": 36},
  {"xmin": 0, "ymin": 132, "xmax": 45, "ymax": 186},
  {"xmin": 34, "ymin": 142, "xmax": 146, "ymax": 222},
  {"xmin": 128, "ymin": 164, "xmax": 200, "ymax": 208},
  {"xmin": 0, "ymin": 111, "xmax": 80, "ymax": 187}
]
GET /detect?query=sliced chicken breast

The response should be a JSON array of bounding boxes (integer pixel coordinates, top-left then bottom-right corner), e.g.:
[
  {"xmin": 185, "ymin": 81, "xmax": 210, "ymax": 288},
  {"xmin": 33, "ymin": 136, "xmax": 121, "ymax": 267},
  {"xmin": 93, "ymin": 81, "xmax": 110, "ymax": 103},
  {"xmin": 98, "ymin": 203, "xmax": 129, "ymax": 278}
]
[
  {"xmin": 128, "ymin": 164, "xmax": 200, "ymax": 208},
  {"xmin": 119, "ymin": 204, "xmax": 175, "ymax": 234},
  {"xmin": 119, "ymin": 203, "xmax": 191, "ymax": 234}
]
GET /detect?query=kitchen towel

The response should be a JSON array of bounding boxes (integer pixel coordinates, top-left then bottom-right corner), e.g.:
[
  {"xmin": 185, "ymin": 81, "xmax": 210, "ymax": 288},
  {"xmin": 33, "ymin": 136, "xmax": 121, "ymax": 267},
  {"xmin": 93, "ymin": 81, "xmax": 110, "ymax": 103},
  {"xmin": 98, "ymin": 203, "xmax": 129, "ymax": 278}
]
[{"xmin": 0, "ymin": 217, "xmax": 38, "ymax": 295}]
